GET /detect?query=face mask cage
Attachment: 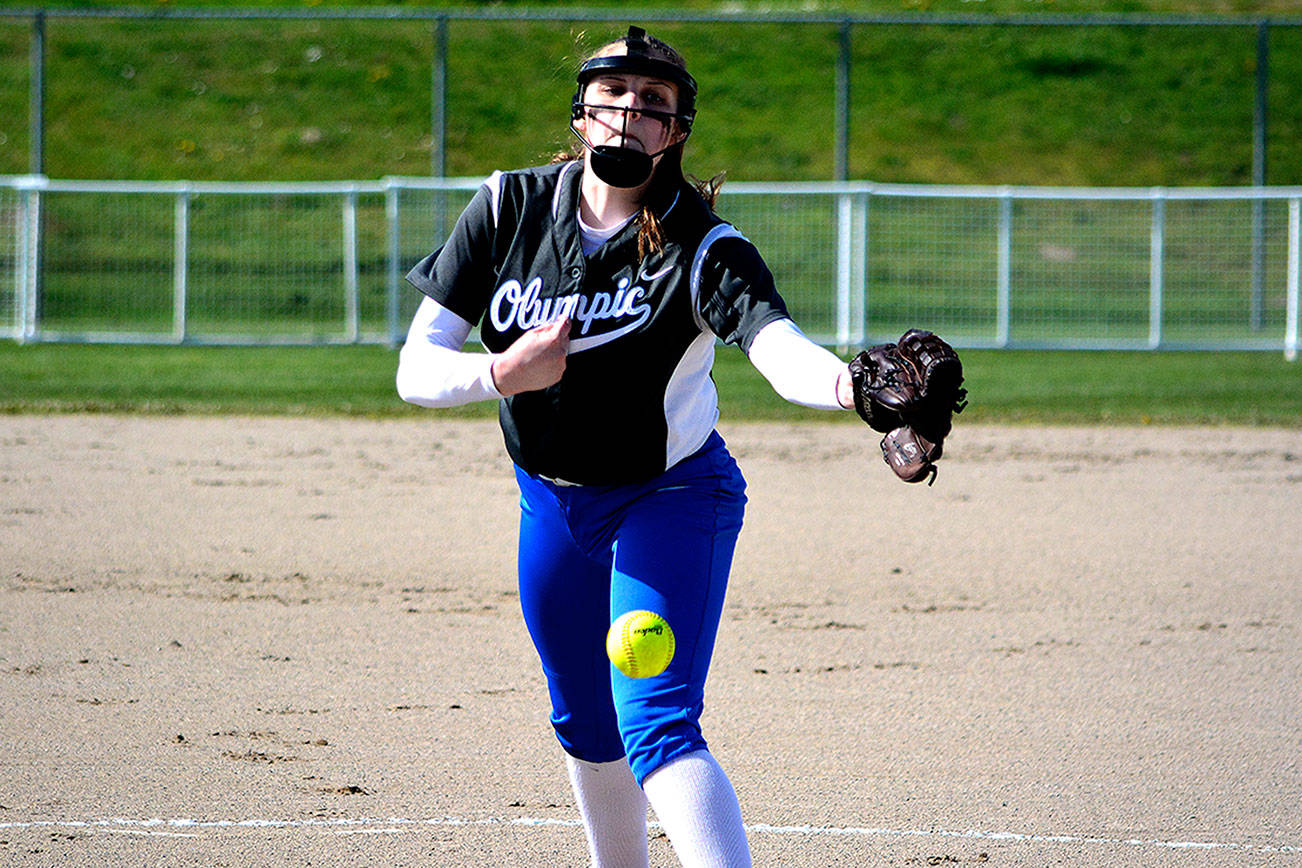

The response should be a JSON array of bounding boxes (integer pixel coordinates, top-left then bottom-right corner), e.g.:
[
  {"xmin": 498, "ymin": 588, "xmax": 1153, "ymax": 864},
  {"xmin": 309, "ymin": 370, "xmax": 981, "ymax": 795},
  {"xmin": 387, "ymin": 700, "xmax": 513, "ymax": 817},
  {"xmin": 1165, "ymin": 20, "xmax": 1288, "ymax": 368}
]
[
  {"xmin": 568, "ymin": 99, "xmax": 685, "ymax": 167},
  {"xmin": 568, "ymin": 27, "xmax": 698, "ymax": 187},
  {"xmin": 568, "ymin": 106, "xmax": 662, "ymax": 189},
  {"xmin": 571, "ymin": 101, "xmax": 683, "ymax": 135}
]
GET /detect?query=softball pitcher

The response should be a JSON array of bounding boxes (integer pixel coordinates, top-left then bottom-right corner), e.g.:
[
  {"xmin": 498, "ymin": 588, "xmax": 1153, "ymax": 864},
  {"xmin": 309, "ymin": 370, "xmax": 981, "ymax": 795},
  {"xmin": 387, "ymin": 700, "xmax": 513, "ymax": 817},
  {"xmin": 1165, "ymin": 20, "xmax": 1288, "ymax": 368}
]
[{"xmin": 398, "ymin": 26, "xmax": 859, "ymax": 868}]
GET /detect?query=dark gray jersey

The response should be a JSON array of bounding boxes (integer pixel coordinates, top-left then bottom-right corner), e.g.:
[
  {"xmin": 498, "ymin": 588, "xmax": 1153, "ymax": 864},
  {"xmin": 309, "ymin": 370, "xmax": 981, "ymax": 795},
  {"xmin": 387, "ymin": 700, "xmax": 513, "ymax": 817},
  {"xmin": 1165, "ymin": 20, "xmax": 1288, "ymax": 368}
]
[{"xmin": 407, "ymin": 161, "xmax": 788, "ymax": 485}]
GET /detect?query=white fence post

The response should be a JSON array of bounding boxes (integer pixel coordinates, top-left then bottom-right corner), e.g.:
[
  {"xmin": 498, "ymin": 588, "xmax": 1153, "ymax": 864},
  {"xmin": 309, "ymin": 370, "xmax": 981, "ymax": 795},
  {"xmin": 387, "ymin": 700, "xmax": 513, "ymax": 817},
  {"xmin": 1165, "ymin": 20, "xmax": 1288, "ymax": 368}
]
[
  {"xmin": 18, "ymin": 179, "xmax": 43, "ymax": 342},
  {"xmin": 11, "ymin": 189, "xmax": 26, "ymax": 340},
  {"xmin": 173, "ymin": 186, "xmax": 189, "ymax": 344},
  {"xmin": 343, "ymin": 187, "xmax": 359, "ymax": 343},
  {"xmin": 1286, "ymin": 197, "xmax": 1299, "ymax": 362},
  {"xmin": 1149, "ymin": 189, "xmax": 1166, "ymax": 350}
]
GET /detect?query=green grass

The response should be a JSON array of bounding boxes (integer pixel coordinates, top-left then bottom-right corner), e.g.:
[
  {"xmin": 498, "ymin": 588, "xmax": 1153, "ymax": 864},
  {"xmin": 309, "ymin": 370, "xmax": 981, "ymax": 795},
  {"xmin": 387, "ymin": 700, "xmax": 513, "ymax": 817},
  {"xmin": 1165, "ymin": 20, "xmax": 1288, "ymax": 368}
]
[
  {"xmin": 1, "ymin": 343, "xmax": 1297, "ymax": 427},
  {"xmin": 2, "ymin": 2, "xmax": 1301, "ymax": 185},
  {"xmin": 3, "ymin": 3, "xmax": 1300, "ymax": 426}
]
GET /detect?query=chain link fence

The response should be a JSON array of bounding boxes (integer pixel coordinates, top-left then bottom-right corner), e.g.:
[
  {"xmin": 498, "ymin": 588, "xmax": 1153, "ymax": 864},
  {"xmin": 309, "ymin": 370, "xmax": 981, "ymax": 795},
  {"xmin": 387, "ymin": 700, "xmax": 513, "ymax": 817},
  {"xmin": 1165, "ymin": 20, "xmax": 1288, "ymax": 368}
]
[{"xmin": 3, "ymin": 175, "xmax": 1298, "ymax": 357}]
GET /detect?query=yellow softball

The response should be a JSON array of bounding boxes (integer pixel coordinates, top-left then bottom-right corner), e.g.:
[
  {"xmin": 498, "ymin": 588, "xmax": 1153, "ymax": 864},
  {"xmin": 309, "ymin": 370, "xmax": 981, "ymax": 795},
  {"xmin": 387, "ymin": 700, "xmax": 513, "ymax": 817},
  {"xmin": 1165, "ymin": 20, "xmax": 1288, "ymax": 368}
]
[{"xmin": 606, "ymin": 610, "xmax": 675, "ymax": 679}]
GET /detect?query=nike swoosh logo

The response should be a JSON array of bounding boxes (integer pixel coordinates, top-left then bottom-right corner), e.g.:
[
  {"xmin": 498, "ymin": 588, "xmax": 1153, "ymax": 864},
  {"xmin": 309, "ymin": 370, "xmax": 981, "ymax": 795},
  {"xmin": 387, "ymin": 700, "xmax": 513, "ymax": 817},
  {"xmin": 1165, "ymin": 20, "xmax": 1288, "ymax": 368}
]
[
  {"xmin": 568, "ymin": 319, "xmax": 646, "ymax": 354},
  {"xmin": 639, "ymin": 263, "xmax": 675, "ymax": 282}
]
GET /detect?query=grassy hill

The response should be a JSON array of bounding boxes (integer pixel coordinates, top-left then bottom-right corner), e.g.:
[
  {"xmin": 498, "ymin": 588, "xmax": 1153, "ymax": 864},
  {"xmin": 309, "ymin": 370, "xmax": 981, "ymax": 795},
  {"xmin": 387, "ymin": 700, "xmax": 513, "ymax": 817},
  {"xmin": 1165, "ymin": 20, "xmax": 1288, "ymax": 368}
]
[{"xmin": 2, "ymin": 1, "xmax": 1301, "ymax": 186}]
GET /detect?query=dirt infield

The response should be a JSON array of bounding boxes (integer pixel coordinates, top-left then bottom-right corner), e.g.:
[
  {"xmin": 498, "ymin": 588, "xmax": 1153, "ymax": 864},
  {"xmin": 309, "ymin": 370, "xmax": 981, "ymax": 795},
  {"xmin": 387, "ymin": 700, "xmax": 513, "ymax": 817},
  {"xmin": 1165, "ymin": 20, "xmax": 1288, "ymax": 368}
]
[{"xmin": 2, "ymin": 415, "xmax": 1299, "ymax": 867}]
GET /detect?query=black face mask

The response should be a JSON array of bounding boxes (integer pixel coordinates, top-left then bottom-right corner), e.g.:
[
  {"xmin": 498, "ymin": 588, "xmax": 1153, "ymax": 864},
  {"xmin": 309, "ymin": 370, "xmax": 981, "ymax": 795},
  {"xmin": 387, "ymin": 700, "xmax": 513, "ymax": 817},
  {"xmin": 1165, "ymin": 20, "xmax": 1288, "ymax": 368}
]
[
  {"xmin": 570, "ymin": 102, "xmax": 686, "ymax": 188},
  {"xmin": 587, "ymin": 144, "xmax": 655, "ymax": 188}
]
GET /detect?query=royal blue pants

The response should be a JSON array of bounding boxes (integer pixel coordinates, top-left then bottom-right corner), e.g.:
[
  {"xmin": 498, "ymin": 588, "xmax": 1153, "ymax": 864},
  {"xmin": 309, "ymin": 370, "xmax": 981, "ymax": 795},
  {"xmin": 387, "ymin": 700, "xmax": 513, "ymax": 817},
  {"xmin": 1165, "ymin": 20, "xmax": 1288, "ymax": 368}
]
[{"xmin": 514, "ymin": 431, "xmax": 747, "ymax": 785}]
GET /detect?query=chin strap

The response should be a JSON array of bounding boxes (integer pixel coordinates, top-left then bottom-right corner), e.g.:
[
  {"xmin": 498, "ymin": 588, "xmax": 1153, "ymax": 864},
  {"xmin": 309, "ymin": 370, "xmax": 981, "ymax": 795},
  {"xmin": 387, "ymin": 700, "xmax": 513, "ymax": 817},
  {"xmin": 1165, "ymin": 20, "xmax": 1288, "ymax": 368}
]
[{"xmin": 569, "ymin": 106, "xmax": 682, "ymax": 188}]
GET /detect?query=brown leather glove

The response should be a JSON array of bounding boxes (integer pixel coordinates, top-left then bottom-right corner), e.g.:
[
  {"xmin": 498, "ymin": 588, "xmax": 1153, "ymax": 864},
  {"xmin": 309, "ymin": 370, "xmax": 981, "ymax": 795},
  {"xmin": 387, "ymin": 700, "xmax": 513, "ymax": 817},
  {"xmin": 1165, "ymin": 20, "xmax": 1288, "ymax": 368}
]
[{"xmin": 849, "ymin": 329, "xmax": 967, "ymax": 484}]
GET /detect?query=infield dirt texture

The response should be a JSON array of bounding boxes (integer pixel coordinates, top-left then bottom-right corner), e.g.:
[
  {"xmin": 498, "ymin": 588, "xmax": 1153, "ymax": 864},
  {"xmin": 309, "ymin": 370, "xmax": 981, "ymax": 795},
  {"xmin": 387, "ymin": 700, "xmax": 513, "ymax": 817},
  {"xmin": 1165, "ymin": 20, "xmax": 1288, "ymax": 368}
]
[{"xmin": 2, "ymin": 415, "xmax": 1299, "ymax": 866}]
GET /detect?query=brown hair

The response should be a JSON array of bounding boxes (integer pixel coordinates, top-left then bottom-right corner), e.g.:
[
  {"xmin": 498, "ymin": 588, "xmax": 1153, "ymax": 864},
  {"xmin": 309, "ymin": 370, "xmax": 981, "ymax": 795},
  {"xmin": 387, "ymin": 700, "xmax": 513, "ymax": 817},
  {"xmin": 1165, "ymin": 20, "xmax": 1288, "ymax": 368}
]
[{"xmin": 558, "ymin": 29, "xmax": 724, "ymax": 259}]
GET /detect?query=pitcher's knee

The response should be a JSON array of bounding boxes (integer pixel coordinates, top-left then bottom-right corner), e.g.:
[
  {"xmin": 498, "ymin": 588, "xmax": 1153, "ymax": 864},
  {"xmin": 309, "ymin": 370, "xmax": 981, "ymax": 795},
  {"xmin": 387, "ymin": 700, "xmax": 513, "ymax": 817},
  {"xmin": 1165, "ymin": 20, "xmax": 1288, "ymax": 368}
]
[
  {"xmin": 620, "ymin": 715, "xmax": 709, "ymax": 786},
  {"xmin": 552, "ymin": 708, "xmax": 626, "ymax": 767}
]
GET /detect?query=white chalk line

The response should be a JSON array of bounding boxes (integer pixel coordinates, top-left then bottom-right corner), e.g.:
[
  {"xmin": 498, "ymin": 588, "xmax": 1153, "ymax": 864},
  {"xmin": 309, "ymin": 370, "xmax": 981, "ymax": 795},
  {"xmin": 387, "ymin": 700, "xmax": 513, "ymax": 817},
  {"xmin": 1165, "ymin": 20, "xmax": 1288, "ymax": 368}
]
[
  {"xmin": 101, "ymin": 828, "xmax": 201, "ymax": 839},
  {"xmin": 2, "ymin": 815, "xmax": 1299, "ymax": 854}
]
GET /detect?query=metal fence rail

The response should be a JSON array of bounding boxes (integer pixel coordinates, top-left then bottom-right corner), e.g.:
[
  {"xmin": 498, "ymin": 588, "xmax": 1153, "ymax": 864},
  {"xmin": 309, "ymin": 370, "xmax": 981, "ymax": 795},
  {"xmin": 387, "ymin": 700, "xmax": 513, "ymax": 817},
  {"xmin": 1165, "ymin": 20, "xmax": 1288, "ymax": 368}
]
[{"xmin": 3, "ymin": 175, "xmax": 1299, "ymax": 359}]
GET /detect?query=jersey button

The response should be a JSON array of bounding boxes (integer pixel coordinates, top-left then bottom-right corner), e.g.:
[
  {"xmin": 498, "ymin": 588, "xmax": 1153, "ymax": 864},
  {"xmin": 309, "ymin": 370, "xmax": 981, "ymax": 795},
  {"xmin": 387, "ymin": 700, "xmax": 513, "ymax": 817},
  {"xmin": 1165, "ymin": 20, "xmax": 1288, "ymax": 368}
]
[{"xmin": 569, "ymin": 266, "xmax": 582, "ymax": 279}]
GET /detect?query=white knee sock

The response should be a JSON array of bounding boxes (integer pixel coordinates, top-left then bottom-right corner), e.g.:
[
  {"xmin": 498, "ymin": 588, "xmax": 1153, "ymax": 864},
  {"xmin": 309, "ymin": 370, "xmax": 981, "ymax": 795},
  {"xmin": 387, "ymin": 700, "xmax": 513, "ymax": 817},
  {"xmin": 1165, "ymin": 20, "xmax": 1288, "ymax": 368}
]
[
  {"xmin": 641, "ymin": 750, "xmax": 752, "ymax": 868},
  {"xmin": 565, "ymin": 754, "xmax": 650, "ymax": 868}
]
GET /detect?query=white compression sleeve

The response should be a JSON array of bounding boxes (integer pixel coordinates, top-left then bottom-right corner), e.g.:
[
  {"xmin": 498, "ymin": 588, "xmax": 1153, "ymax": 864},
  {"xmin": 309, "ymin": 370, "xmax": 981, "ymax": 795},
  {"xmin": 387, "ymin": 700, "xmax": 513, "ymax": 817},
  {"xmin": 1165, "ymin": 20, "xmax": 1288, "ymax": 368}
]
[
  {"xmin": 395, "ymin": 296, "xmax": 503, "ymax": 408},
  {"xmin": 745, "ymin": 317, "xmax": 849, "ymax": 411},
  {"xmin": 566, "ymin": 754, "xmax": 650, "ymax": 868},
  {"xmin": 642, "ymin": 750, "xmax": 751, "ymax": 868}
]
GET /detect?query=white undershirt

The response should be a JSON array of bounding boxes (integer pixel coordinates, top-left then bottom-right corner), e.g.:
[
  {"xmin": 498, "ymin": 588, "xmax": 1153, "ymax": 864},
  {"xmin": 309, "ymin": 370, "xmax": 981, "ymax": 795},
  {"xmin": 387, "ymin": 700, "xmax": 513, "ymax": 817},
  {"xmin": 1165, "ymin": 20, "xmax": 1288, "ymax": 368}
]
[
  {"xmin": 578, "ymin": 213, "xmax": 633, "ymax": 256},
  {"xmin": 395, "ymin": 296, "xmax": 849, "ymax": 412}
]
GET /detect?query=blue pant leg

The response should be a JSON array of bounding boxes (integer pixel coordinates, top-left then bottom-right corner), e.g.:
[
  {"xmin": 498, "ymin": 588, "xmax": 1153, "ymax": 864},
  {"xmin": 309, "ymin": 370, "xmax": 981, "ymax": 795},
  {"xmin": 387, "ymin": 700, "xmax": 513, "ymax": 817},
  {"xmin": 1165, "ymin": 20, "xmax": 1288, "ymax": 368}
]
[
  {"xmin": 607, "ymin": 444, "xmax": 747, "ymax": 785},
  {"xmin": 515, "ymin": 468, "xmax": 626, "ymax": 764}
]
